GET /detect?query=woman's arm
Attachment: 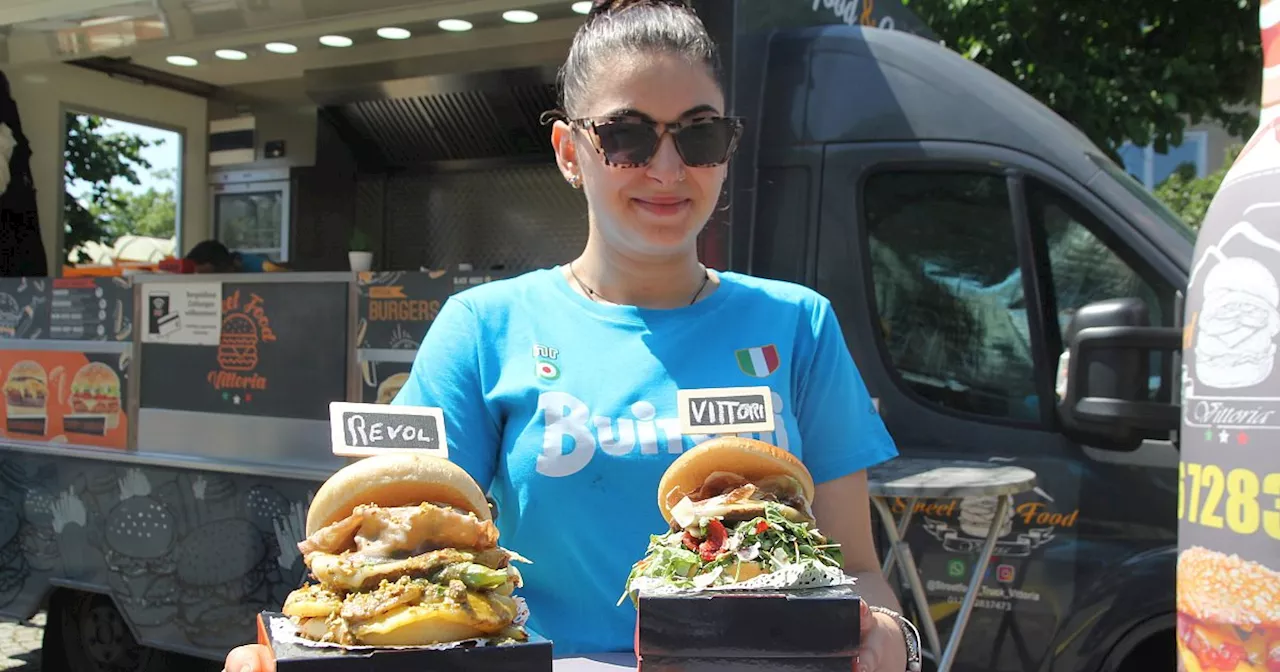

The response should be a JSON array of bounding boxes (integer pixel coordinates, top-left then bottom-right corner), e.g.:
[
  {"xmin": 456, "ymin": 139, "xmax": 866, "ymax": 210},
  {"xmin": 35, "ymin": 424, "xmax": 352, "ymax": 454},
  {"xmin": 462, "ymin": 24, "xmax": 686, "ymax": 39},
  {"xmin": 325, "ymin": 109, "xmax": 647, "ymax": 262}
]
[
  {"xmin": 812, "ymin": 470, "xmax": 900, "ymax": 611},
  {"xmin": 814, "ymin": 470, "xmax": 910, "ymax": 672}
]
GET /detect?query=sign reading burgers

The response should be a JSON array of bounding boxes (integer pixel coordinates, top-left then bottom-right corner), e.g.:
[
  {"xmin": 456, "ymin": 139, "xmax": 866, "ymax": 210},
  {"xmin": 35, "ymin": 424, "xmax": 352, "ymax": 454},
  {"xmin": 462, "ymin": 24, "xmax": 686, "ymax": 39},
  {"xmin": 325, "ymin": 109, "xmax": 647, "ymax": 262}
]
[{"xmin": 258, "ymin": 453, "xmax": 552, "ymax": 669}]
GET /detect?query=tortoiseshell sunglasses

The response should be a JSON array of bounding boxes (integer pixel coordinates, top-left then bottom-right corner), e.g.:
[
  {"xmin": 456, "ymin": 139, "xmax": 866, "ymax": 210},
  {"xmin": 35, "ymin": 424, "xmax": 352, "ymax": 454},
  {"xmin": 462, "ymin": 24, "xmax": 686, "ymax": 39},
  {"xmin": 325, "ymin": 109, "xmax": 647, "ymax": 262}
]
[{"xmin": 544, "ymin": 111, "xmax": 745, "ymax": 168}]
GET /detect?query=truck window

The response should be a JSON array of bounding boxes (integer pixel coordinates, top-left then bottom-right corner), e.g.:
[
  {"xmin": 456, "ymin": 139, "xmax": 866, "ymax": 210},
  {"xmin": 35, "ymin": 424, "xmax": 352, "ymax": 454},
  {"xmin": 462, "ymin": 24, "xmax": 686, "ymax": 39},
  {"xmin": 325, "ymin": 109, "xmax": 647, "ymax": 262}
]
[
  {"xmin": 1026, "ymin": 178, "xmax": 1174, "ymax": 400},
  {"xmin": 863, "ymin": 171, "xmax": 1040, "ymax": 422}
]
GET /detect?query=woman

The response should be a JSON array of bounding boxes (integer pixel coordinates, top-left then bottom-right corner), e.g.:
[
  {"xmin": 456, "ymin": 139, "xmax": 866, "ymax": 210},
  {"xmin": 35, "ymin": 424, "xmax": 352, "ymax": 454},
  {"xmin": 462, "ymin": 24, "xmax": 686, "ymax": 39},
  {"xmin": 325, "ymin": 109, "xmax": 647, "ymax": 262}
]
[{"xmin": 224, "ymin": 1, "xmax": 917, "ymax": 670}]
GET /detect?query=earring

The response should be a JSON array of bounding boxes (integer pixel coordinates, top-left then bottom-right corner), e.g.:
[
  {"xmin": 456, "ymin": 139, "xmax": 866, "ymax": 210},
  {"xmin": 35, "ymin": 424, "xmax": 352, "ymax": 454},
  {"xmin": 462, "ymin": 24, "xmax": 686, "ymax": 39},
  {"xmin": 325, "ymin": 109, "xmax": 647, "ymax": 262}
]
[{"xmin": 567, "ymin": 174, "xmax": 582, "ymax": 189}]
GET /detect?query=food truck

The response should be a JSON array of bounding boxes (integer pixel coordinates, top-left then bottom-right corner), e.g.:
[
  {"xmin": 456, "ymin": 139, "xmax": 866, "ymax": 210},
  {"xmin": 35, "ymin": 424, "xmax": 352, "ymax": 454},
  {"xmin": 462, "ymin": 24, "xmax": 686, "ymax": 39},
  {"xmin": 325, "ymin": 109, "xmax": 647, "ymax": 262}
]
[{"xmin": 0, "ymin": 0, "xmax": 1228, "ymax": 670}]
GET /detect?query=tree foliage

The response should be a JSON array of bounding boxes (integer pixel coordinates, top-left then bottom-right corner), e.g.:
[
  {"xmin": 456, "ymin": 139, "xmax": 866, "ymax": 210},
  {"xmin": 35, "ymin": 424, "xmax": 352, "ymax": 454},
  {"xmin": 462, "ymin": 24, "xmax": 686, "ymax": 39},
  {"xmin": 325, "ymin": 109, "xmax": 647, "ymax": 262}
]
[
  {"xmin": 901, "ymin": 0, "xmax": 1263, "ymax": 157},
  {"xmin": 62, "ymin": 114, "xmax": 162, "ymax": 262},
  {"xmin": 1153, "ymin": 146, "xmax": 1242, "ymax": 230}
]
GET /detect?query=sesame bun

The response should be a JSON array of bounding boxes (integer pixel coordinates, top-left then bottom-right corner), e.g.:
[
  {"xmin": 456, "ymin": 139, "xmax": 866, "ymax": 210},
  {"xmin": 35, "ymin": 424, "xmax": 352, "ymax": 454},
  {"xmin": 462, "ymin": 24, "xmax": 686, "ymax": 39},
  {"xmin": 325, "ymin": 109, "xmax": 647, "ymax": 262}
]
[
  {"xmin": 1176, "ymin": 546, "xmax": 1280, "ymax": 627},
  {"xmin": 658, "ymin": 437, "xmax": 815, "ymax": 524},
  {"xmin": 305, "ymin": 454, "xmax": 490, "ymax": 536}
]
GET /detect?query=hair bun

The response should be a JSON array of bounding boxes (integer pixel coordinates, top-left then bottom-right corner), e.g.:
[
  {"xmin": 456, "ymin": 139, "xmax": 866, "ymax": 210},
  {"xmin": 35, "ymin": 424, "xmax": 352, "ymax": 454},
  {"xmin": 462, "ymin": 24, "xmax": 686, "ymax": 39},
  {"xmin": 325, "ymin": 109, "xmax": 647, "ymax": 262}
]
[{"xmin": 589, "ymin": 0, "xmax": 693, "ymax": 19}]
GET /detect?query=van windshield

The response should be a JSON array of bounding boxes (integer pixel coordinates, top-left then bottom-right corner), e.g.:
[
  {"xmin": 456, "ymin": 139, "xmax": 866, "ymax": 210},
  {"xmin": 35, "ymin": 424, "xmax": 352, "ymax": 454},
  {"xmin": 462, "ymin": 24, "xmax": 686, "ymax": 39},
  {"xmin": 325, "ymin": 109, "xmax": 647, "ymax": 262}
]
[{"xmin": 1090, "ymin": 154, "xmax": 1198, "ymax": 244}]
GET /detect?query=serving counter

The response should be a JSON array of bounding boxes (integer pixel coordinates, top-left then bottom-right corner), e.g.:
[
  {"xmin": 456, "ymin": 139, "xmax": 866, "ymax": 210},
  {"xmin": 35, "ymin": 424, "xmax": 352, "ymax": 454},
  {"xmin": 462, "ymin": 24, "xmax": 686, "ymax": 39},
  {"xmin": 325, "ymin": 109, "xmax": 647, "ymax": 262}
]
[{"xmin": 0, "ymin": 269, "xmax": 504, "ymax": 663}]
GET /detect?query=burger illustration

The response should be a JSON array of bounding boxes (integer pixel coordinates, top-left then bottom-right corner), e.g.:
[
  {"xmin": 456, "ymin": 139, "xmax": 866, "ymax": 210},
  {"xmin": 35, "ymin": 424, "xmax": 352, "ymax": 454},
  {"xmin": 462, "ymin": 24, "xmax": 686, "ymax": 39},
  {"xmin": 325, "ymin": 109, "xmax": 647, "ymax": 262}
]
[
  {"xmin": 958, "ymin": 496, "xmax": 1015, "ymax": 539},
  {"xmin": 376, "ymin": 372, "xmax": 410, "ymax": 404},
  {"xmin": 175, "ymin": 518, "xmax": 269, "ymax": 648},
  {"xmin": 101, "ymin": 469, "xmax": 178, "ymax": 627},
  {"xmin": 622, "ymin": 437, "xmax": 844, "ymax": 599},
  {"xmin": 217, "ymin": 313, "xmax": 259, "ymax": 371},
  {"xmin": 0, "ymin": 497, "xmax": 29, "ymax": 607},
  {"xmin": 3, "ymin": 361, "xmax": 48, "ymax": 435},
  {"xmin": 0, "ymin": 294, "xmax": 21, "ymax": 339},
  {"xmin": 1176, "ymin": 546, "xmax": 1279, "ymax": 672},
  {"xmin": 68, "ymin": 363, "xmax": 121, "ymax": 416},
  {"xmin": 1194, "ymin": 257, "xmax": 1280, "ymax": 389}
]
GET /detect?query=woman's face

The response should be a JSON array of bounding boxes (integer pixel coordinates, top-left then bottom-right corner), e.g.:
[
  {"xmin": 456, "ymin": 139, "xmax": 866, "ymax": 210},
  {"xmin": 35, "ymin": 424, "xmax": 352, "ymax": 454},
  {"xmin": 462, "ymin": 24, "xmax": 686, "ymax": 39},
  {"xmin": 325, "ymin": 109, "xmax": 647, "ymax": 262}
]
[{"xmin": 554, "ymin": 51, "xmax": 729, "ymax": 259}]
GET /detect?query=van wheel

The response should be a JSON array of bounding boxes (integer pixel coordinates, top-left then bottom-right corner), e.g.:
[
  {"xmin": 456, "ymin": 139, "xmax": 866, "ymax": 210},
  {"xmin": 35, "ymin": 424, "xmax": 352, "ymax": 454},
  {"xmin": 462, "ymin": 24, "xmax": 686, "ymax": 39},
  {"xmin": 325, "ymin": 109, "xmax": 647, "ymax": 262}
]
[{"xmin": 42, "ymin": 589, "xmax": 156, "ymax": 672}]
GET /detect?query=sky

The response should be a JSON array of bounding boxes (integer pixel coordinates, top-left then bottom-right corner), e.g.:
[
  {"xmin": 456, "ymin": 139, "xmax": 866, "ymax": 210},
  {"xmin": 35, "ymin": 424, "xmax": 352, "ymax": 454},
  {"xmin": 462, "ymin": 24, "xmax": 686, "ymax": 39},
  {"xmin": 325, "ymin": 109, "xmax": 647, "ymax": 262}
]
[{"xmin": 65, "ymin": 115, "xmax": 182, "ymax": 198}]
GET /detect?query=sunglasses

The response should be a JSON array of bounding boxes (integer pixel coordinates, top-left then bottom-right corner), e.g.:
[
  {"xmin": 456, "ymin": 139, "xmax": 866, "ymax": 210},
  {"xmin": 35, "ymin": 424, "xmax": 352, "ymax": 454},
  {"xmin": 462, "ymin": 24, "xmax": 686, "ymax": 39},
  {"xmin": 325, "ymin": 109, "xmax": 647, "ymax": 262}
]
[{"xmin": 555, "ymin": 114, "xmax": 745, "ymax": 168}]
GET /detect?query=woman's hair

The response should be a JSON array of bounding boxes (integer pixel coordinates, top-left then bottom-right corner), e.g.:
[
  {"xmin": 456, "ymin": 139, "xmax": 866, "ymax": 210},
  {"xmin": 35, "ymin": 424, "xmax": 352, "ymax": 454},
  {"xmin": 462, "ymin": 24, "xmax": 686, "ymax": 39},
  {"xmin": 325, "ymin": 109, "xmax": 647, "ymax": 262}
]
[{"xmin": 559, "ymin": 0, "xmax": 720, "ymax": 116}]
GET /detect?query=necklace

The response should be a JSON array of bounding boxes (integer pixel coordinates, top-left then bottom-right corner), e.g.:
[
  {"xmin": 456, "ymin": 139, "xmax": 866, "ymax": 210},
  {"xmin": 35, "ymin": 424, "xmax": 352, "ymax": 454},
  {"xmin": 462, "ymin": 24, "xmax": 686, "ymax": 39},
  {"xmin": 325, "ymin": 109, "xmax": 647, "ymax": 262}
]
[{"xmin": 568, "ymin": 262, "xmax": 710, "ymax": 307}]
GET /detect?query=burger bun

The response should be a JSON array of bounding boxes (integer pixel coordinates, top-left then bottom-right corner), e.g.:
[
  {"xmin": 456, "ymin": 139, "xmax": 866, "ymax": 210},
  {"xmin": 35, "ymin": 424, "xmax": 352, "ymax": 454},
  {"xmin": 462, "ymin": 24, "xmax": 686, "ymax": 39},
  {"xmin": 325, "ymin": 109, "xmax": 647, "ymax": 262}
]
[
  {"xmin": 306, "ymin": 454, "xmax": 490, "ymax": 535},
  {"xmin": 658, "ymin": 437, "xmax": 814, "ymax": 524}
]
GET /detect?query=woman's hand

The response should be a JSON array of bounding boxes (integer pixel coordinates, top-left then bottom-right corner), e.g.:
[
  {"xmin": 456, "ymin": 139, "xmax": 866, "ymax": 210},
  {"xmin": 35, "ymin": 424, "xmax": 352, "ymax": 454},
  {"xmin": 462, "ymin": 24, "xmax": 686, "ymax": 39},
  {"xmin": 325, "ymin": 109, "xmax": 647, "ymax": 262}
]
[
  {"xmin": 857, "ymin": 599, "xmax": 909, "ymax": 672},
  {"xmin": 222, "ymin": 644, "xmax": 274, "ymax": 672}
]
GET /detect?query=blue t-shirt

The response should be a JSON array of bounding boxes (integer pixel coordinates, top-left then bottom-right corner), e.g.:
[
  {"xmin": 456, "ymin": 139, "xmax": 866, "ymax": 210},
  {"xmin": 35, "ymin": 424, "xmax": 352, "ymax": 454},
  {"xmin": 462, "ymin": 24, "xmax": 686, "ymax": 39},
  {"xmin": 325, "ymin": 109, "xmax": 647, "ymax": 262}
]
[{"xmin": 392, "ymin": 266, "xmax": 897, "ymax": 654}]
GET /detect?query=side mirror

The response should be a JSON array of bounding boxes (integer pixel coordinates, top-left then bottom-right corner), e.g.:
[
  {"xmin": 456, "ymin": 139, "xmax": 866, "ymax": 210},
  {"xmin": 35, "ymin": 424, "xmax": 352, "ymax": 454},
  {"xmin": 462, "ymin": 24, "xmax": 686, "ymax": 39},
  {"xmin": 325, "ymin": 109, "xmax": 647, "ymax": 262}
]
[{"xmin": 1056, "ymin": 298, "xmax": 1181, "ymax": 450}]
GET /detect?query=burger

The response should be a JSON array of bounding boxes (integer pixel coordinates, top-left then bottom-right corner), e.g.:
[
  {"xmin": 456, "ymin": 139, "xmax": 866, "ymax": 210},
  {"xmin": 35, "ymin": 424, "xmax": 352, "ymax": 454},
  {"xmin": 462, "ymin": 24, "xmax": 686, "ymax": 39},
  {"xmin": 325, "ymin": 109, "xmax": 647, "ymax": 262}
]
[
  {"xmin": 376, "ymin": 372, "xmax": 410, "ymax": 405},
  {"xmin": 622, "ymin": 437, "xmax": 844, "ymax": 600},
  {"xmin": 3, "ymin": 361, "xmax": 47, "ymax": 415},
  {"xmin": 68, "ymin": 363, "xmax": 121, "ymax": 415},
  {"xmin": 282, "ymin": 453, "xmax": 529, "ymax": 646},
  {"xmin": 217, "ymin": 313, "xmax": 259, "ymax": 371},
  {"xmin": 1176, "ymin": 546, "xmax": 1280, "ymax": 672}
]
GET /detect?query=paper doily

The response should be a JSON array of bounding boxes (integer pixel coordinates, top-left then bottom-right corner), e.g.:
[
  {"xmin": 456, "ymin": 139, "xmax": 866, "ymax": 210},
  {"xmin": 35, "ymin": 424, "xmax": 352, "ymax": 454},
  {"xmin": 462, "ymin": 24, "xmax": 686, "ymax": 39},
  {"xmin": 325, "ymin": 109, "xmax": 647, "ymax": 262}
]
[{"xmin": 626, "ymin": 560, "xmax": 856, "ymax": 598}]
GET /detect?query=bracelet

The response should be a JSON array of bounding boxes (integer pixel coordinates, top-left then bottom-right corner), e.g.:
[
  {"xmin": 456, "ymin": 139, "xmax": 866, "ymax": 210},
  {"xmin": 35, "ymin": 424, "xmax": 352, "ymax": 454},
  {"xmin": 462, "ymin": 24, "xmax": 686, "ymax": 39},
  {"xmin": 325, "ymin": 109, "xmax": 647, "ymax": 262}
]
[{"xmin": 868, "ymin": 605, "xmax": 923, "ymax": 672}]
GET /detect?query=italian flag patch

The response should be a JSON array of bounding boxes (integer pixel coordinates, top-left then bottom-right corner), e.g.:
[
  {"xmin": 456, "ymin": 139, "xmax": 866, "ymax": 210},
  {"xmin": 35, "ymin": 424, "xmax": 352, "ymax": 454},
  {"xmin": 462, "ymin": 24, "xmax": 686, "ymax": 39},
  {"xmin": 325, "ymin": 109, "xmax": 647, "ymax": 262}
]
[
  {"xmin": 535, "ymin": 360, "xmax": 560, "ymax": 380},
  {"xmin": 735, "ymin": 344, "xmax": 780, "ymax": 378}
]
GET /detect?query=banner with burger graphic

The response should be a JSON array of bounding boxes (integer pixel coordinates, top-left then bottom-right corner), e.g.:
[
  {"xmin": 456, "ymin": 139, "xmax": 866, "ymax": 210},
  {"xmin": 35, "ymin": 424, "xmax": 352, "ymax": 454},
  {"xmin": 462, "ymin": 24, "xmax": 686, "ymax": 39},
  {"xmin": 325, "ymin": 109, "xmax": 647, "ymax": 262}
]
[
  {"xmin": 0, "ymin": 350, "xmax": 128, "ymax": 449},
  {"xmin": 1177, "ymin": 4, "xmax": 1280, "ymax": 672}
]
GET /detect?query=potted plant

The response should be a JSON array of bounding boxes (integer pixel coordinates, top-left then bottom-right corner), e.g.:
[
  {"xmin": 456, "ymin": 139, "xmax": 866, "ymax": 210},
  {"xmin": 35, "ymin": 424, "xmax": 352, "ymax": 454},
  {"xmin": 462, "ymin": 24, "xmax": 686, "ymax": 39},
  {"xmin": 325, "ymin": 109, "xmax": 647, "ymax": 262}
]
[{"xmin": 348, "ymin": 227, "xmax": 373, "ymax": 272}]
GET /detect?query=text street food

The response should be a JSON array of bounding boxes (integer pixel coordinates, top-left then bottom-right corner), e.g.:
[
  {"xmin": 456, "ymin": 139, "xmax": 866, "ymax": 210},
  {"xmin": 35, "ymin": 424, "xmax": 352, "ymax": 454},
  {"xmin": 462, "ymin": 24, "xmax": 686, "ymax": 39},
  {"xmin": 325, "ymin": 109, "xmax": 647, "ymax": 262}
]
[
  {"xmin": 4, "ymin": 361, "xmax": 48, "ymax": 419},
  {"xmin": 1176, "ymin": 546, "xmax": 1280, "ymax": 672},
  {"xmin": 69, "ymin": 363, "xmax": 122, "ymax": 415},
  {"xmin": 282, "ymin": 453, "xmax": 529, "ymax": 646},
  {"xmin": 622, "ymin": 437, "xmax": 843, "ymax": 597}
]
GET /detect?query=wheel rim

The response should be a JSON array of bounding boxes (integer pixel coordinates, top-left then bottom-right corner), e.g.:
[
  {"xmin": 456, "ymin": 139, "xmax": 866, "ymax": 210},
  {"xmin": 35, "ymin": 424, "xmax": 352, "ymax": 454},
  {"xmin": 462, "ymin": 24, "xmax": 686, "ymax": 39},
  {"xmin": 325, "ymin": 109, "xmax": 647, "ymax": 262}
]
[{"xmin": 64, "ymin": 594, "xmax": 148, "ymax": 672}]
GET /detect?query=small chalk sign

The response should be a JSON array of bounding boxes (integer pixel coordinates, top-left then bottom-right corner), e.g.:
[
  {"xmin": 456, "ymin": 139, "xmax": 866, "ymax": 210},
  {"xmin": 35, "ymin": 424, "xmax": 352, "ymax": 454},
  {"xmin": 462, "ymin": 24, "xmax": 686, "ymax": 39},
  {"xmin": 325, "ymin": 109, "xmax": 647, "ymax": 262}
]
[
  {"xmin": 677, "ymin": 386, "xmax": 776, "ymax": 436},
  {"xmin": 329, "ymin": 402, "xmax": 448, "ymax": 458}
]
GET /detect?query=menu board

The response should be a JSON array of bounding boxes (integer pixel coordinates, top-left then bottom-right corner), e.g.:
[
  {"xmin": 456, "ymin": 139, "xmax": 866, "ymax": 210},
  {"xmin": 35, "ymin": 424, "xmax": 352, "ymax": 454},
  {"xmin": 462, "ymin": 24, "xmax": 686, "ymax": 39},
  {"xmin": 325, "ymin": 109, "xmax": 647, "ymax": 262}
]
[
  {"xmin": 139, "ymin": 281, "xmax": 349, "ymax": 421},
  {"xmin": 50, "ymin": 277, "xmax": 134, "ymax": 341},
  {"xmin": 0, "ymin": 349, "xmax": 130, "ymax": 449},
  {"xmin": 0, "ymin": 277, "xmax": 50, "ymax": 340}
]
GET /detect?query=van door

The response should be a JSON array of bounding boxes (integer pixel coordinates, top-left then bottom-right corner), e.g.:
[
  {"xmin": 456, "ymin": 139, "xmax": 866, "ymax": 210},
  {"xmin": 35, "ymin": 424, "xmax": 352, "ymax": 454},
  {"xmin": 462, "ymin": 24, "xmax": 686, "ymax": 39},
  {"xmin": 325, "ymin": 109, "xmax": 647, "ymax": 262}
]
[{"xmin": 812, "ymin": 141, "xmax": 1181, "ymax": 672}]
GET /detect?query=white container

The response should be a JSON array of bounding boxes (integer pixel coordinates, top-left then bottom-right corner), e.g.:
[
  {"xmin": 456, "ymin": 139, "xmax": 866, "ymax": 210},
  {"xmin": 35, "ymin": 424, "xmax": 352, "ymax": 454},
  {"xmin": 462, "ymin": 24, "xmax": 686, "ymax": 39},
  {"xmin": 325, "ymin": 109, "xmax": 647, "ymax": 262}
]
[{"xmin": 348, "ymin": 251, "xmax": 373, "ymax": 272}]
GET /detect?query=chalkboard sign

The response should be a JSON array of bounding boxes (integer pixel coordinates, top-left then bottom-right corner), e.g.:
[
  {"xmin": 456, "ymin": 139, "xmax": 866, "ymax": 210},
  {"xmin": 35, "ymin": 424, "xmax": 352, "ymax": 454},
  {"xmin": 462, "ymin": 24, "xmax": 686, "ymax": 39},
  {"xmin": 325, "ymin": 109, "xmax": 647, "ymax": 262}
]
[
  {"xmin": 677, "ymin": 386, "xmax": 776, "ymax": 436},
  {"xmin": 329, "ymin": 402, "xmax": 448, "ymax": 458},
  {"xmin": 50, "ymin": 277, "xmax": 134, "ymax": 341},
  {"xmin": 139, "ymin": 281, "xmax": 348, "ymax": 420},
  {"xmin": 0, "ymin": 277, "xmax": 50, "ymax": 340}
]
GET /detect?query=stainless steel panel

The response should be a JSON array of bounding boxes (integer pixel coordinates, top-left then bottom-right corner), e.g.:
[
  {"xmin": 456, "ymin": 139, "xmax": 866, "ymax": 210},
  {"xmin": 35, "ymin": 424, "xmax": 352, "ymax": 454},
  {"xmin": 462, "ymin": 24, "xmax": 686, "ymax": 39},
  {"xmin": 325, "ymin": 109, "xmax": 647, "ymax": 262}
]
[
  {"xmin": 0, "ymin": 436, "xmax": 336, "ymax": 482},
  {"xmin": 323, "ymin": 66, "xmax": 561, "ymax": 165},
  {"xmin": 136, "ymin": 408, "xmax": 347, "ymax": 476},
  {"xmin": 381, "ymin": 164, "xmax": 587, "ymax": 271}
]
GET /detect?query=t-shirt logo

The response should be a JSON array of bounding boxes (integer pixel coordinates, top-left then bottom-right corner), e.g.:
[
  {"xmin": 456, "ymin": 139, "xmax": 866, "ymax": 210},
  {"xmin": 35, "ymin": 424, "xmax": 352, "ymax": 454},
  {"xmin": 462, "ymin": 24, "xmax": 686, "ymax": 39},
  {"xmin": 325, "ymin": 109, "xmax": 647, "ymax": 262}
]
[
  {"xmin": 534, "ymin": 344, "xmax": 561, "ymax": 381},
  {"xmin": 736, "ymin": 344, "xmax": 780, "ymax": 378}
]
